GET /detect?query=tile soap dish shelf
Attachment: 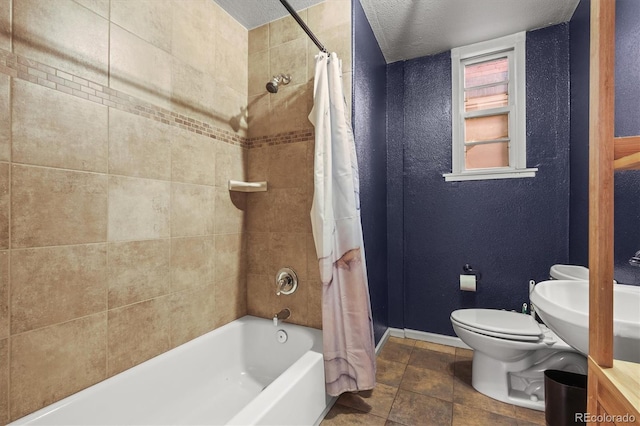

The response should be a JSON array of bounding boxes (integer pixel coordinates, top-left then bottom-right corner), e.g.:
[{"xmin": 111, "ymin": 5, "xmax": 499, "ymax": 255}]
[{"xmin": 228, "ymin": 180, "xmax": 268, "ymax": 192}]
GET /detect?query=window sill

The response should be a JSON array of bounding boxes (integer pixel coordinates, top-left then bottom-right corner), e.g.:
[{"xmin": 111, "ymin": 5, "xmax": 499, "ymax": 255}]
[{"xmin": 443, "ymin": 168, "xmax": 538, "ymax": 182}]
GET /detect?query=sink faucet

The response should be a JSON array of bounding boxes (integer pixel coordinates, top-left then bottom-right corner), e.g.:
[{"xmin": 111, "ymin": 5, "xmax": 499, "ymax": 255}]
[
  {"xmin": 273, "ymin": 308, "xmax": 291, "ymax": 326},
  {"xmin": 630, "ymin": 250, "xmax": 640, "ymax": 267}
]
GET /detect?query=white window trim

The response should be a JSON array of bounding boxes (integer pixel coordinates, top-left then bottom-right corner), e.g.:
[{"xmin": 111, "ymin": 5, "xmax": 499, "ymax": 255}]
[{"xmin": 444, "ymin": 31, "xmax": 537, "ymax": 182}]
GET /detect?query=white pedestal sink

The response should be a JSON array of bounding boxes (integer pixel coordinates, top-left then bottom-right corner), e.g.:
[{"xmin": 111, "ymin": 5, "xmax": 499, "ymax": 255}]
[{"xmin": 530, "ymin": 279, "xmax": 640, "ymax": 363}]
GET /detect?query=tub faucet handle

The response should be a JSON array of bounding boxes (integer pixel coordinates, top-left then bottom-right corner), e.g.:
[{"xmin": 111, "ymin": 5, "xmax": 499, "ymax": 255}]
[
  {"xmin": 276, "ymin": 277, "xmax": 290, "ymax": 296},
  {"xmin": 275, "ymin": 268, "xmax": 298, "ymax": 295}
]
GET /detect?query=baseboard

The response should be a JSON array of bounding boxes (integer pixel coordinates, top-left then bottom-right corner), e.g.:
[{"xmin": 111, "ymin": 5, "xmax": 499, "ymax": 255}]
[
  {"xmin": 375, "ymin": 328, "xmax": 392, "ymax": 355},
  {"xmin": 388, "ymin": 327, "xmax": 405, "ymax": 338},
  {"xmin": 404, "ymin": 328, "xmax": 471, "ymax": 349},
  {"xmin": 377, "ymin": 326, "xmax": 471, "ymax": 350}
]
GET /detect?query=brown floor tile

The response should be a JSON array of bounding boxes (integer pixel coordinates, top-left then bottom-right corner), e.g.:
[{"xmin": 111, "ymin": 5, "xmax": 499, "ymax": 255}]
[
  {"xmin": 321, "ymin": 403, "xmax": 387, "ymax": 426},
  {"xmin": 517, "ymin": 421, "xmax": 546, "ymax": 426},
  {"xmin": 514, "ymin": 405, "xmax": 546, "ymax": 425},
  {"xmin": 336, "ymin": 382, "xmax": 398, "ymax": 419},
  {"xmin": 388, "ymin": 389, "xmax": 452, "ymax": 426},
  {"xmin": 400, "ymin": 364, "xmax": 454, "ymax": 402},
  {"xmin": 376, "ymin": 358, "xmax": 407, "ymax": 387},
  {"xmin": 415, "ymin": 340, "xmax": 456, "ymax": 354},
  {"xmin": 378, "ymin": 340, "xmax": 413, "ymax": 364},
  {"xmin": 319, "ymin": 338, "xmax": 546, "ymax": 426},
  {"xmin": 453, "ymin": 370, "xmax": 516, "ymax": 418},
  {"xmin": 453, "ymin": 358, "xmax": 472, "ymax": 382},
  {"xmin": 452, "ymin": 403, "xmax": 518, "ymax": 426},
  {"xmin": 408, "ymin": 346, "xmax": 456, "ymax": 375}
]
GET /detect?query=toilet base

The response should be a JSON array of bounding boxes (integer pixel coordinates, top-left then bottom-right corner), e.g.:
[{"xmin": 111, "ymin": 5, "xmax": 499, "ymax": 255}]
[{"xmin": 471, "ymin": 349, "xmax": 587, "ymax": 411}]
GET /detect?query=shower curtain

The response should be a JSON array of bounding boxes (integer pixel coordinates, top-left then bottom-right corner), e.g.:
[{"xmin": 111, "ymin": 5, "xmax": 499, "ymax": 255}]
[{"xmin": 308, "ymin": 52, "xmax": 376, "ymax": 396}]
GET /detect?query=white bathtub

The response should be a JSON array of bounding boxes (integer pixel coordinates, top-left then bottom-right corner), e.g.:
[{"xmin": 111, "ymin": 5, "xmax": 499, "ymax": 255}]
[{"xmin": 11, "ymin": 316, "xmax": 330, "ymax": 425}]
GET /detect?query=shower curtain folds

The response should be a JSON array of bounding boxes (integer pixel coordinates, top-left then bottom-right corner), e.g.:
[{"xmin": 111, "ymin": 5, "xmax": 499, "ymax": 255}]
[{"xmin": 308, "ymin": 52, "xmax": 376, "ymax": 397}]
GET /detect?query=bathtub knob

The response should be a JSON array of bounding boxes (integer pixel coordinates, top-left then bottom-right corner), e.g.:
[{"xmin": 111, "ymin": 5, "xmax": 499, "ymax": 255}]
[{"xmin": 275, "ymin": 268, "xmax": 298, "ymax": 295}]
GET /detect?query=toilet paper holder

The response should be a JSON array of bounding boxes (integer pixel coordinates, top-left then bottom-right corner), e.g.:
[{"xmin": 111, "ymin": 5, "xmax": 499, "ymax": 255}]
[{"xmin": 462, "ymin": 264, "xmax": 481, "ymax": 281}]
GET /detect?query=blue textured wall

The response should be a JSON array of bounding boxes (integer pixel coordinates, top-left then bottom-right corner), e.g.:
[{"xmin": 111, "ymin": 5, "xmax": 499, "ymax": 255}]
[
  {"xmin": 568, "ymin": 0, "xmax": 590, "ymax": 270},
  {"xmin": 386, "ymin": 61, "xmax": 405, "ymax": 329},
  {"xmin": 568, "ymin": 0, "xmax": 640, "ymax": 285},
  {"xmin": 352, "ymin": 0, "xmax": 388, "ymax": 343},
  {"xmin": 352, "ymin": 0, "xmax": 639, "ymax": 340},
  {"xmin": 389, "ymin": 24, "xmax": 571, "ymax": 336}
]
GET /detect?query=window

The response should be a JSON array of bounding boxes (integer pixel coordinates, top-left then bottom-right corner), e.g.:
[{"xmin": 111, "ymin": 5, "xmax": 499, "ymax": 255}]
[{"xmin": 444, "ymin": 32, "xmax": 537, "ymax": 182}]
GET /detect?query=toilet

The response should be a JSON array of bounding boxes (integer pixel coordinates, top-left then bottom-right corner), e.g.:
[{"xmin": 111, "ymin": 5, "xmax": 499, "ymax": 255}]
[{"xmin": 450, "ymin": 266, "xmax": 593, "ymax": 411}]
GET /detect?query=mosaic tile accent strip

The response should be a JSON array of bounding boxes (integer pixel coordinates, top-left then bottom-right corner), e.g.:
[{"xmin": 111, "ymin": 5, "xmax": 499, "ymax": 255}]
[
  {"xmin": 246, "ymin": 130, "xmax": 315, "ymax": 149},
  {"xmin": 0, "ymin": 48, "xmax": 315, "ymax": 150},
  {"xmin": 0, "ymin": 49, "xmax": 238, "ymax": 144}
]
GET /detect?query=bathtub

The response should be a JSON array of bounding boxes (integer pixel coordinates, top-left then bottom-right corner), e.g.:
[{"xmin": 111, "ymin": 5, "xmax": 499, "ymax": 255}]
[{"xmin": 11, "ymin": 316, "xmax": 331, "ymax": 425}]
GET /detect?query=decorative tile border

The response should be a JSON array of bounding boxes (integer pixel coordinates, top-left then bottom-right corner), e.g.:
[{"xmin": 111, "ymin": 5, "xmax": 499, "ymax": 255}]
[
  {"xmin": 246, "ymin": 130, "xmax": 315, "ymax": 149},
  {"xmin": 0, "ymin": 48, "xmax": 316, "ymax": 150}
]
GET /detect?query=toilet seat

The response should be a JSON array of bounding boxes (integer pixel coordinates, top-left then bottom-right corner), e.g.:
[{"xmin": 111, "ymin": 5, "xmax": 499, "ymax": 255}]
[
  {"xmin": 451, "ymin": 309, "xmax": 544, "ymax": 342},
  {"xmin": 451, "ymin": 317, "xmax": 543, "ymax": 342}
]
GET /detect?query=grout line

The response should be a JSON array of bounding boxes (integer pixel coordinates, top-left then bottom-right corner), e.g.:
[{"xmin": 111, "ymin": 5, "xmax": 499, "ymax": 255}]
[
  {"xmin": 6, "ymin": 48, "xmax": 12, "ymax": 419},
  {"xmin": 8, "ymin": 310, "xmax": 106, "ymax": 341},
  {"xmin": 3, "ymin": 247, "xmax": 9, "ymax": 423},
  {"xmin": 105, "ymin": 92, "xmax": 110, "ymax": 377},
  {"xmin": 8, "ymin": 161, "xmax": 226, "ymax": 189},
  {"xmin": 107, "ymin": 0, "xmax": 111, "ymax": 89}
]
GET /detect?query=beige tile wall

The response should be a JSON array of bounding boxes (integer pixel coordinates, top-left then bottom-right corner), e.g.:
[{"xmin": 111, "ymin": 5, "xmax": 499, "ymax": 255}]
[
  {"xmin": 0, "ymin": 0, "xmax": 353, "ymax": 422},
  {"xmin": 13, "ymin": 0, "xmax": 110, "ymax": 85},
  {"xmin": 12, "ymin": 80, "xmax": 109, "ymax": 172},
  {"xmin": 245, "ymin": 0, "xmax": 352, "ymax": 330},
  {"xmin": 0, "ymin": 0, "xmax": 248, "ymax": 422}
]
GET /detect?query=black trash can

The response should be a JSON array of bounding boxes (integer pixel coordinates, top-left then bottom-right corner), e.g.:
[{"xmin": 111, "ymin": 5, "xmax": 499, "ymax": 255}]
[{"xmin": 544, "ymin": 369, "xmax": 588, "ymax": 426}]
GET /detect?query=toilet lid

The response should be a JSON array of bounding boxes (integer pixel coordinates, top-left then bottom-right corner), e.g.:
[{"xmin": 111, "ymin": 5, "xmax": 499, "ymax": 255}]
[{"xmin": 451, "ymin": 309, "xmax": 543, "ymax": 338}]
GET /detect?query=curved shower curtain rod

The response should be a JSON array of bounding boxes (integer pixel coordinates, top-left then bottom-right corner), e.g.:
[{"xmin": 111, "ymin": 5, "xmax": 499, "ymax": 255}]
[{"xmin": 278, "ymin": 0, "xmax": 328, "ymax": 53}]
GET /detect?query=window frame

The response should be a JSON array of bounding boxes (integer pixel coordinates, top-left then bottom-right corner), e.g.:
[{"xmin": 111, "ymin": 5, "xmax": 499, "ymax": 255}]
[{"xmin": 444, "ymin": 31, "xmax": 537, "ymax": 182}]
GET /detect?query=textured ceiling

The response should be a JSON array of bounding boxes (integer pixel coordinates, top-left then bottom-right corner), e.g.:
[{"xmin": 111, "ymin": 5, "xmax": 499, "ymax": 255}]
[
  {"xmin": 212, "ymin": 0, "xmax": 580, "ymax": 63},
  {"xmin": 212, "ymin": 0, "xmax": 323, "ymax": 29},
  {"xmin": 359, "ymin": 0, "xmax": 580, "ymax": 63}
]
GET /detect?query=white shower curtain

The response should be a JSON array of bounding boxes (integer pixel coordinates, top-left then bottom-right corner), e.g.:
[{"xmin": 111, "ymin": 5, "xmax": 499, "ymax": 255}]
[{"xmin": 308, "ymin": 52, "xmax": 376, "ymax": 396}]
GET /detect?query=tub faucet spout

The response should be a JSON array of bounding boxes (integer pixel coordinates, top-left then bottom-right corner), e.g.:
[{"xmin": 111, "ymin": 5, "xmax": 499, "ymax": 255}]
[
  {"xmin": 630, "ymin": 250, "xmax": 640, "ymax": 267},
  {"xmin": 273, "ymin": 308, "xmax": 291, "ymax": 326}
]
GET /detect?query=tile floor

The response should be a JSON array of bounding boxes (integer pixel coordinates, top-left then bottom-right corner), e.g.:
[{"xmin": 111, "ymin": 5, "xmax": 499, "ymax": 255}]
[{"xmin": 320, "ymin": 337, "xmax": 547, "ymax": 426}]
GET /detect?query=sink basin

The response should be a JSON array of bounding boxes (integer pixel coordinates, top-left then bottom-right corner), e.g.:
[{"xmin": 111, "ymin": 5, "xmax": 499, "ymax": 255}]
[
  {"xmin": 549, "ymin": 264, "xmax": 616, "ymax": 283},
  {"xmin": 530, "ymin": 280, "xmax": 640, "ymax": 362},
  {"xmin": 549, "ymin": 264, "xmax": 589, "ymax": 280}
]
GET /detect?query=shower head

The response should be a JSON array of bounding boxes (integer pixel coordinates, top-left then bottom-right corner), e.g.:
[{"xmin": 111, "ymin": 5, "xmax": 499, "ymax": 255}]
[
  {"xmin": 266, "ymin": 74, "xmax": 291, "ymax": 93},
  {"xmin": 630, "ymin": 250, "xmax": 640, "ymax": 267},
  {"xmin": 266, "ymin": 80, "xmax": 278, "ymax": 93}
]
